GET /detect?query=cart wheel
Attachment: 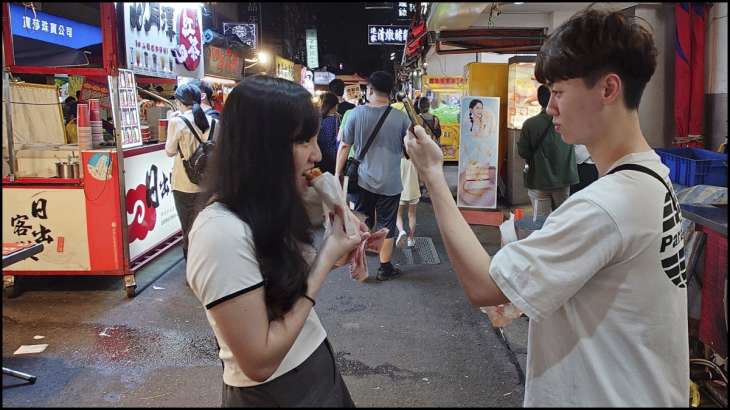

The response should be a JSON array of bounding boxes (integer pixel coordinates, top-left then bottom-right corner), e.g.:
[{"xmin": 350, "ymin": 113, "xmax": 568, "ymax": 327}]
[{"xmin": 125, "ymin": 285, "xmax": 137, "ymax": 298}]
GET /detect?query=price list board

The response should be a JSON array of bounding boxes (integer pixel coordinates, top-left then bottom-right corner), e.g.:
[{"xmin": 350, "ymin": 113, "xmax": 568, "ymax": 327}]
[{"xmin": 117, "ymin": 69, "xmax": 143, "ymax": 149}]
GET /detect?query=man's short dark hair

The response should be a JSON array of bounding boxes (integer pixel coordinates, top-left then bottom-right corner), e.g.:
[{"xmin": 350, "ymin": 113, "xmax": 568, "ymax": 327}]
[
  {"xmin": 535, "ymin": 8, "xmax": 657, "ymax": 110},
  {"xmin": 368, "ymin": 71, "xmax": 394, "ymax": 95},
  {"xmin": 537, "ymin": 85, "xmax": 550, "ymax": 108},
  {"xmin": 328, "ymin": 79, "xmax": 345, "ymax": 97}
]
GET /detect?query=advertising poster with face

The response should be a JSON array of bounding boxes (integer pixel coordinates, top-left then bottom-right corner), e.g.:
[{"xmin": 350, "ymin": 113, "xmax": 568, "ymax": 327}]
[{"xmin": 457, "ymin": 96, "xmax": 500, "ymax": 209}]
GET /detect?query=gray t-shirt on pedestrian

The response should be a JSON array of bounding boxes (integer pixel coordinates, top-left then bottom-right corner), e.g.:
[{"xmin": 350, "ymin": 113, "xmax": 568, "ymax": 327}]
[{"xmin": 342, "ymin": 105, "xmax": 411, "ymax": 196}]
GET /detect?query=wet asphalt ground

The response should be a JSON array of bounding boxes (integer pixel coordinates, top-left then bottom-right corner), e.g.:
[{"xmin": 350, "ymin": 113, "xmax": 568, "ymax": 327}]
[{"xmin": 3, "ymin": 170, "xmax": 529, "ymax": 407}]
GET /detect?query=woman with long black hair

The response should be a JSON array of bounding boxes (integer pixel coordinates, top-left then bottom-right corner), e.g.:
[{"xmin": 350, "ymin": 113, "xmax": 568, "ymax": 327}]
[
  {"xmin": 165, "ymin": 83, "xmax": 212, "ymax": 260},
  {"xmin": 316, "ymin": 92, "xmax": 340, "ymax": 174},
  {"xmin": 186, "ymin": 75, "xmax": 366, "ymax": 407}
]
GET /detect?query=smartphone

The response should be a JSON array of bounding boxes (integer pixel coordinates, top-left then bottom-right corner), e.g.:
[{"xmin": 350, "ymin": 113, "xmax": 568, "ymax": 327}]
[{"xmin": 402, "ymin": 97, "xmax": 434, "ymax": 140}]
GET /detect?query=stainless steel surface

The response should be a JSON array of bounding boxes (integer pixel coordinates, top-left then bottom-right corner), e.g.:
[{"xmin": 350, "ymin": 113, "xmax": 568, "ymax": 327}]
[
  {"xmin": 136, "ymin": 87, "xmax": 175, "ymax": 111},
  {"xmin": 681, "ymin": 204, "xmax": 728, "ymax": 237}
]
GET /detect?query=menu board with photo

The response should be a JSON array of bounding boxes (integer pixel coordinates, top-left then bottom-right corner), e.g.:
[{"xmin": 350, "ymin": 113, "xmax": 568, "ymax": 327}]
[
  {"xmin": 123, "ymin": 3, "xmax": 204, "ymax": 80},
  {"xmin": 117, "ymin": 69, "xmax": 143, "ymax": 149}
]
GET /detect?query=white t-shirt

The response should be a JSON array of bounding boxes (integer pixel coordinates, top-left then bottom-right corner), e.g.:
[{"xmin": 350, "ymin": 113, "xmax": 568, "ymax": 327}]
[
  {"xmin": 187, "ymin": 201, "xmax": 326, "ymax": 387},
  {"xmin": 573, "ymin": 144, "xmax": 594, "ymax": 165},
  {"xmin": 490, "ymin": 151, "xmax": 688, "ymax": 406}
]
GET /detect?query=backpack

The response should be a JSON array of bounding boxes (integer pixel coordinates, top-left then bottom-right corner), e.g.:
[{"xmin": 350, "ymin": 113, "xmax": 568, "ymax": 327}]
[{"xmin": 177, "ymin": 116, "xmax": 216, "ymax": 185}]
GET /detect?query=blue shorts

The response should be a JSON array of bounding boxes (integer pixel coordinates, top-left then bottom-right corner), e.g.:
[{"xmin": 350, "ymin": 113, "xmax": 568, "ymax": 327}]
[{"xmin": 353, "ymin": 188, "xmax": 400, "ymax": 239}]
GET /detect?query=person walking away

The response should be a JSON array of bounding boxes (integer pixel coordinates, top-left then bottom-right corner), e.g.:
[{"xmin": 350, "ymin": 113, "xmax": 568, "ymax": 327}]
[
  {"xmin": 571, "ymin": 144, "xmax": 599, "ymax": 194},
  {"xmin": 404, "ymin": 8, "xmax": 688, "ymax": 406},
  {"xmin": 165, "ymin": 83, "xmax": 212, "ymax": 260},
  {"xmin": 187, "ymin": 75, "xmax": 366, "ymax": 406},
  {"xmin": 316, "ymin": 92, "xmax": 340, "ymax": 175},
  {"xmin": 518, "ymin": 84, "xmax": 578, "ymax": 214},
  {"xmin": 335, "ymin": 71, "xmax": 411, "ymax": 281},
  {"xmin": 329, "ymin": 78, "xmax": 356, "ymax": 117},
  {"xmin": 192, "ymin": 79, "xmax": 221, "ymax": 122},
  {"xmin": 337, "ymin": 105, "xmax": 359, "ymax": 209},
  {"xmin": 391, "ymin": 91, "xmax": 406, "ymax": 112},
  {"xmin": 395, "ymin": 153, "xmax": 421, "ymax": 248}
]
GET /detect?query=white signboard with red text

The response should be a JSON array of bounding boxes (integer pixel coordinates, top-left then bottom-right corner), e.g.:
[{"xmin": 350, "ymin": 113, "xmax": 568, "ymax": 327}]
[
  {"xmin": 3, "ymin": 189, "xmax": 91, "ymax": 271},
  {"xmin": 123, "ymin": 3, "xmax": 204, "ymax": 80},
  {"xmin": 123, "ymin": 148, "xmax": 181, "ymax": 261}
]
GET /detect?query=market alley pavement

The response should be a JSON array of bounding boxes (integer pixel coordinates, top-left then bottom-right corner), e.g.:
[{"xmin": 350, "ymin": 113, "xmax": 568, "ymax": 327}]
[{"xmin": 3, "ymin": 197, "xmax": 528, "ymax": 407}]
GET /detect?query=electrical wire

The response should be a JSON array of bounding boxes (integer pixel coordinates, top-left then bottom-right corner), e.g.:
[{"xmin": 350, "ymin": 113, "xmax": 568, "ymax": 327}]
[{"xmin": 690, "ymin": 358, "xmax": 728, "ymax": 384}]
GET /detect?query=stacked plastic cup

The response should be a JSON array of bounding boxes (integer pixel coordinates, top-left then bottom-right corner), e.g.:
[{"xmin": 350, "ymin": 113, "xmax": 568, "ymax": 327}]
[
  {"xmin": 76, "ymin": 103, "xmax": 92, "ymax": 149},
  {"xmin": 88, "ymin": 99, "xmax": 103, "ymax": 147}
]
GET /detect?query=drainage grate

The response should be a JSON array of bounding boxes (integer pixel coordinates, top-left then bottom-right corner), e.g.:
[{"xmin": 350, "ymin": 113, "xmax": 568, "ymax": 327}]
[{"xmin": 401, "ymin": 237, "xmax": 441, "ymax": 265}]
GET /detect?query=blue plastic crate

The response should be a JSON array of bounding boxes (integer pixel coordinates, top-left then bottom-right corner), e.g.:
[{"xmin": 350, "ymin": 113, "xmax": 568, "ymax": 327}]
[{"xmin": 655, "ymin": 148, "xmax": 728, "ymax": 187}]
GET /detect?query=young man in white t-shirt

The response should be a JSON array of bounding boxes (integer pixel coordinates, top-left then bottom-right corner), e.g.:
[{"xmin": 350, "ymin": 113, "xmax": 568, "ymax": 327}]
[{"xmin": 404, "ymin": 8, "xmax": 688, "ymax": 407}]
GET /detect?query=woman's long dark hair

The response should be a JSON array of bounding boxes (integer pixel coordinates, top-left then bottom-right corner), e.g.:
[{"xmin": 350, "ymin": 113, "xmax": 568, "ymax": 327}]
[
  {"xmin": 468, "ymin": 99, "xmax": 482, "ymax": 133},
  {"xmin": 203, "ymin": 75, "xmax": 320, "ymax": 321},
  {"xmin": 319, "ymin": 92, "xmax": 339, "ymax": 118},
  {"xmin": 175, "ymin": 83, "xmax": 210, "ymax": 133}
]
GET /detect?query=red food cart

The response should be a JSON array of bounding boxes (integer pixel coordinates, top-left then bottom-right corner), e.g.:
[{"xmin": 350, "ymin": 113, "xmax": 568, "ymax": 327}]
[{"xmin": 2, "ymin": 2, "xmax": 205, "ymax": 297}]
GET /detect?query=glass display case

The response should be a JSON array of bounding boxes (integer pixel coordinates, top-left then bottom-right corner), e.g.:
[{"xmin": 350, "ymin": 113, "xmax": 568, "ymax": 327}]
[{"xmin": 507, "ymin": 56, "xmax": 541, "ymax": 130}]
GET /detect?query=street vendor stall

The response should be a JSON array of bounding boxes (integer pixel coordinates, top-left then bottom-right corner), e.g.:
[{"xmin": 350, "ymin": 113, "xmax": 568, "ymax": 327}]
[
  {"xmin": 422, "ymin": 75, "xmax": 464, "ymax": 161},
  {"xmin": 2, "ymin": 2, "xmax": 204, "ymax": 298}
]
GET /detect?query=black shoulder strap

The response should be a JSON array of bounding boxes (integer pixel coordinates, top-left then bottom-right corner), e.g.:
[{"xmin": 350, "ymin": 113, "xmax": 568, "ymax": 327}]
[
  {"xmin": 357, "ymin": 106, "xmax": 392, "ymax": 162},
  {"xmin": 209, "ymin": 119, "xmax": 217, "ymax": 142},
  {"xmin": 177, "ymin": 116, "xmax": 204, "ymax": 160},
  {"xmin": 420, "ymin": 114, "xmax": 436, "ymax": 135},
  {"xmin": 607, "ymin": 163, "xmax": 678, "ymax": 208},
  {"xmin": 179, "ymin": 116, "xmax": 203, "ymax": 144}
]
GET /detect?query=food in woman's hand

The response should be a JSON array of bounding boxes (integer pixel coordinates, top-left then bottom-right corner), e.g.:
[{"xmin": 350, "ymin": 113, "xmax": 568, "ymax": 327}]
[{"xmin": 304, "ymin": 167, "xmax": 323, "ymax": 185}]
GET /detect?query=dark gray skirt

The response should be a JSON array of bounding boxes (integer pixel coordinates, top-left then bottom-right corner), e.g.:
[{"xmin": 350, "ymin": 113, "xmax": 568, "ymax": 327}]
[{"xmin": 222, "ymin": 339, "xmax": 355, "ymax": 407}]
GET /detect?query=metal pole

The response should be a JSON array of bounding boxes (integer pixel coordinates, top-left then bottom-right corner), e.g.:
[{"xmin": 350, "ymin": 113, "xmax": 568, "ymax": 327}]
[
  {"xmin": 108, "ymin": 74, "xmax": 132, "ymax": 280},
  {"xmin": 3, "ymin": 69, "xmax": 16, "ymax": 181}
]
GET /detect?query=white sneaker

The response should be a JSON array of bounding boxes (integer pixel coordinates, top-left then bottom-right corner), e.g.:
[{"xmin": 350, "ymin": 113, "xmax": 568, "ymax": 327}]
[
  {"xmin": 407, "ymin": 238, "xmax": 416, "ymax": 248},
  {"xmin": 396, "ymin": 230, "xmax": 407, "ymax": 248}
]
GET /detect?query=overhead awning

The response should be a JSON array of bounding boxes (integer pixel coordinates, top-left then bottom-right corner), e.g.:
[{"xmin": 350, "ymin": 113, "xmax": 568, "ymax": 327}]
[{"xmin": 436, "ymin": 27, "xmax": 547, "ymax": 54}]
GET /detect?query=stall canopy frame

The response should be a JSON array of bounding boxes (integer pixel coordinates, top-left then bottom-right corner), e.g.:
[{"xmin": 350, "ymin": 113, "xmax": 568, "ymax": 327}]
[
  {"xmin": 435, "ymin": 27, "xmax": 547, "ymax": 55},
  {"xmin": 2, "ymin": 2, "xmax": 118, "ymax": 77}
]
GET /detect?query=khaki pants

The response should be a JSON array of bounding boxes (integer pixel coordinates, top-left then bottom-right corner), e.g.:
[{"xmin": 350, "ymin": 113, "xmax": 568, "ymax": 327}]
[{"xmin": 527, "ymin": 187, "xmax": 570, "ymax": 215}]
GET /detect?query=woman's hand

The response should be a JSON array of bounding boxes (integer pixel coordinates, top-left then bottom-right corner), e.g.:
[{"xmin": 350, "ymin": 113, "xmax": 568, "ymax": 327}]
[
  {"xmin": 404, "ymin": 125, "xmax": 444, "ymax": 185},
  {"xmin": 319, "ymin": 205, "xmax": 368, "ymax": 268}
]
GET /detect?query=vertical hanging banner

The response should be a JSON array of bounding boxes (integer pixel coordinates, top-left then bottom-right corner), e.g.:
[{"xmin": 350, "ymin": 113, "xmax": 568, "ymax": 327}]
[
  {"xmin": 306, "ymin": 29, "xmax": 319, "ymax": 69},
  {"xmin": 458, "ymin": 96, "xmax": 500, "ymax": 209},
  {"xmin": 123, "ymin": 3, "xmax": 204, "ymax": 80}
]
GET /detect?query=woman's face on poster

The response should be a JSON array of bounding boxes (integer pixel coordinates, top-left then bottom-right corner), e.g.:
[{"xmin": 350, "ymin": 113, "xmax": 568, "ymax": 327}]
[{"xmin": 470, "ymin": 102, "xmax": 484, "ymax": 120}]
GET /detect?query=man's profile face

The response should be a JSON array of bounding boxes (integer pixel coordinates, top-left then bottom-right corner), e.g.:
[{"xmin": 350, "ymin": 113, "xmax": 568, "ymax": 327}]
[{"xmin": 546, "ymin": 78, "xmax": 604, "ymax": 146}]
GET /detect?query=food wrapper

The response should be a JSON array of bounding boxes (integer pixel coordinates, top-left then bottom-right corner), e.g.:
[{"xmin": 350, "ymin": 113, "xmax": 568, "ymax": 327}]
[
  {"xmin": 499, "ymin": 212, "xmax": 518, "ymax": 247},
  {"xmin": 307, "ymin": 170, "xmax": 356, "ymax": 236},
  {"xmin": 347, "ymin": 228, "xmax": 388, "ymax": 282},
  {"xmin": 307, "ymin": 169, "xmax": 384, "ymax": 282}
]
